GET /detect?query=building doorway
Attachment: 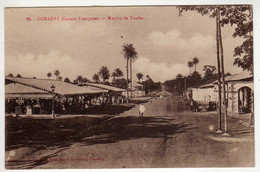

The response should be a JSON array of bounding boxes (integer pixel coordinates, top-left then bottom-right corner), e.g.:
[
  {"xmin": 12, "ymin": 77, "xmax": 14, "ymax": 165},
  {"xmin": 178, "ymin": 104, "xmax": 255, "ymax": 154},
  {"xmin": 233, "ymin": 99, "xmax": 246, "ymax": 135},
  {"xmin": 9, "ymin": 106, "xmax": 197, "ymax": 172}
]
[{"xmin": 238, "ymin": 87, "xmax": 252, "ymax": 113}]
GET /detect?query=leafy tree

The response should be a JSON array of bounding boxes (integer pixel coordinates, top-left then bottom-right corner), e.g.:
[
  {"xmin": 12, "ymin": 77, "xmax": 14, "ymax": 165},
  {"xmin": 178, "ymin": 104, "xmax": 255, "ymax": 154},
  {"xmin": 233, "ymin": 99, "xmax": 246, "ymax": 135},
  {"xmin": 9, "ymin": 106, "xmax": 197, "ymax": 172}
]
[
  {"xmin": 111, "ymin": 78, "xmax": 128, "ymax": 89},
  {"xmin": 142, "ymin": 76, "xmax": 161, "ymax": 94},
  {"xmin": 7, "ymin": 73, "xmax": 13, "ymax": 77},
  {"xmin": 92, "ymin": 73, "xmax": 100, "ymax": 83},
  {"xmin": 47, "ymin": 72, "xmax": 52, "ymax": 79},
  {"xmin": 203, "ymin": 65, "xmax": 217, "ymax": 80},
  {"xmin": 178, "ymin": 5, "xmax": 253, "ymax": 73},
  {"xmin": 98, "ymin": 66, "xmax": 110, "ymax": 83},
  {"xmin": 122, "ymin": 43, "xmax": 138, "ymax": 98},
  {"xmin": 64, "ymin": 77, "xmax": 71, "ymax": 83},
  {"xmin": 233, "ymin": 36, "xmax": 253, "ymax": 73},
  {"xmin": 191, "ymin": 71, "xmax": 202, "ymax": 85},
  {"xmin": 175, "ymin": 73, "xmax": 183, "ymax": 80},
  {"xmin": 76, "ymin": 75, "xmax": 83, "ymax": 84},
  {"xmin": 83, "ymin": 77, "xmax": 90, "ymax": 83},
  {"xmin": 136, "ymin": 72, "xmax": 144, "ymax": 82},
  {"xmin": 187, "ymin": 61, "xmax": 194, "ymax": 75},
  {"xmin": 54, "ymin": 70, "xmax": 60, "ymax": 79},
  {"xmin": 192, "ymin": 57, "xmax": 199, "ymax": 72},
  {"xmin": 57, "ymin": 76, "xmax": 62, "ymax": 81}
]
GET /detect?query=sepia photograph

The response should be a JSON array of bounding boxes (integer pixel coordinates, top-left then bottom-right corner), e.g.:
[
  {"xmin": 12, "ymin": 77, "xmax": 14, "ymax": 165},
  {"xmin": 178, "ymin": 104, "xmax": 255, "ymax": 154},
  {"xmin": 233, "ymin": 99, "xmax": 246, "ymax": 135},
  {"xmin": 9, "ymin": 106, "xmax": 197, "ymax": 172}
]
[{"xmin": 4, "ymin": 5, "xmax": 254, "ymax": 169}]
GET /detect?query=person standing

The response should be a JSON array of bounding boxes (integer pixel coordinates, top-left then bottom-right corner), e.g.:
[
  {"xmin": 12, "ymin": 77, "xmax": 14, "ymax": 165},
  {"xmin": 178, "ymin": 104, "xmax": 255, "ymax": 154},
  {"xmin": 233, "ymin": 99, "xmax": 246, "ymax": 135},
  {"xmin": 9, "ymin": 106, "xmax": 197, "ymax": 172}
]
[{"xmin": 139, "ymin": 103, "xmax": 145, "ymax": 117}]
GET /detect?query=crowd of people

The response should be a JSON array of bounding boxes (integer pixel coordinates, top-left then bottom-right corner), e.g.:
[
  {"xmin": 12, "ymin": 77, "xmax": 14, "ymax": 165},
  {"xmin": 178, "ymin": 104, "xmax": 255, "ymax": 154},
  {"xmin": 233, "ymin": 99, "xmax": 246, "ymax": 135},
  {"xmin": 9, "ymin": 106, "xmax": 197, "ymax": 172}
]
[{"xmin": 5, "ymin": 93, "xmax": 130, "ymax": 115}]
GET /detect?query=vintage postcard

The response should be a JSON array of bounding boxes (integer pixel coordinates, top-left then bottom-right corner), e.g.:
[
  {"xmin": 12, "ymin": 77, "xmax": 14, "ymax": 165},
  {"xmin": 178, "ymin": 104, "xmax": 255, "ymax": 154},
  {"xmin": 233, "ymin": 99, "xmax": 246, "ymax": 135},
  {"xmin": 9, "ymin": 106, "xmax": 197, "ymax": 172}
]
[{"xmin": 4, "ymin": 5, "xmax": 255, "ymax": 169}]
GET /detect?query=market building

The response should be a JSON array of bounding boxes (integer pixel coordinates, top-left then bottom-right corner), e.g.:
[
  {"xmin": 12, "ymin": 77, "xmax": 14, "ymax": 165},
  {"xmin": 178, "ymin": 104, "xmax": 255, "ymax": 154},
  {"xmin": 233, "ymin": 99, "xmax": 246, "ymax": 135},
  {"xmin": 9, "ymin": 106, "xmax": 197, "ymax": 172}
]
[{"xmin": 5, "ymin": 77, "xmax": 108, "ymax": 115}]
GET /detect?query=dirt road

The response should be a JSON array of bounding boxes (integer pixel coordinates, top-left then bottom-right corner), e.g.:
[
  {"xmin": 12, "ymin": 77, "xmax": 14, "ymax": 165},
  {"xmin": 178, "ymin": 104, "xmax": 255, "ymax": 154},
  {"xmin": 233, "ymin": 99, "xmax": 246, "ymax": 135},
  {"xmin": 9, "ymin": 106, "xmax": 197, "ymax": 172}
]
[{"xmin": 6, "ymin": 97, "xmax": 254, "ymax": 169}]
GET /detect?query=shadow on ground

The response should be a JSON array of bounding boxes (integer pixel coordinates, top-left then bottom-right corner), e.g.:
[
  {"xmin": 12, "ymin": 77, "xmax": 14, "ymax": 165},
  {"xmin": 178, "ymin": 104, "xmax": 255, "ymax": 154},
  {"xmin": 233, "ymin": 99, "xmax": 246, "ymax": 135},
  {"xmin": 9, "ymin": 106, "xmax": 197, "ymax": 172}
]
[
  {"xmin": 6, "ymin": 114, "xmax": 194, "ymax": 169},
  {"xmin": 84, "ymin": 104, "xmax": 134, "ymax": 115}
]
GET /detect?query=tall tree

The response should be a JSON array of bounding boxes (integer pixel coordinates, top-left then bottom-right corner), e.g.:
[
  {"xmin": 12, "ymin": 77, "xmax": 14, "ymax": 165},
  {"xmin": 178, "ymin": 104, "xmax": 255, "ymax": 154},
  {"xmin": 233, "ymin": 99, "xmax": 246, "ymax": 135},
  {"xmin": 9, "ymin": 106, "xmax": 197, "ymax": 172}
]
[
  {"xmin": 47, "ymin": 72, "xmax": 52, "ymax": 79},
  {"xmin": 122, "ymin": 43, "xmax": 138, "ymax": 98},
  {"xmin": 54, "ymin": 70, "xmax": 60, "ymax": 79},
  {"xmin": 92, "ymin": 73, "xmax": 100, "ymax": 83},
  {"xmin": 98, "ymin": 66, "xmax": 110, "ymax": 83},
  {"xmin": 178, "ymin": 5, "xmax": 253, "ymax": 73},
  {"xmin": 192, "ymin": 57, "xmax": 199, "ymax": 72},
  {"xmin": 136, "ymin": 72, "xmax": 144, "ymax": 83},
  {"xmin": 187, "ymin": 61, "xmax": 194, "ymax": 75}
]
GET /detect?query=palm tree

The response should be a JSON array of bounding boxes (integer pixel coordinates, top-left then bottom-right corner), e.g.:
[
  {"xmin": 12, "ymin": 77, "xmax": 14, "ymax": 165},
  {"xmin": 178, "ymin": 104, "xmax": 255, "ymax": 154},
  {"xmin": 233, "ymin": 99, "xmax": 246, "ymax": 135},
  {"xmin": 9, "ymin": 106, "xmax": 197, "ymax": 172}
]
[
  {"xmin": 112, "ymin": 71, "xmax": 117, "ymax": 80},
  {"xmin": 136, "ymin": 72, "xmax": 144, "ymax": 83},
  {"xmin": 47, "ymin": 72, "xmax": 52, "ymax": 79},
  {"xmin": 192, "ymin": 57, "xmax": 199, "ymax": 72},
  {"xmin": 54, "ymin": 70, "xmax": 60, "ymax": 79},
  {"xmin": 112, "ymin": 68, "xmax": 124, "ymax": 80},
  {"xmin": 115, "ymin": 68, "xmax": 124, "ymax": 79},
  {"xmin": 92, "ymin": 73, "xmax": 100, "ymax": 83},
  {"xmin": 98, "ymin": 66, "xmax": 110, "ymax": 83},
  {"xmin": 187, "ymin": 61, "xmax": 194, "ymax": 75},
  {"xmin": 122, "ymin": 43, "xmax": 138, "ymax": 98}
]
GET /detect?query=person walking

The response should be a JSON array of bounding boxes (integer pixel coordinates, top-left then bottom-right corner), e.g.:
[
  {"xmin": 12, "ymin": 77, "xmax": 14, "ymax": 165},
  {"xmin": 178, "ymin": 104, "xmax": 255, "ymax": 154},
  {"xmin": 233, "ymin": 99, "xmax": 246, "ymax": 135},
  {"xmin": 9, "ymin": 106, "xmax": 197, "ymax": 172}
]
[{"xmin": 139, "ymin": 103, "xmax": 145, "ymax": 117}]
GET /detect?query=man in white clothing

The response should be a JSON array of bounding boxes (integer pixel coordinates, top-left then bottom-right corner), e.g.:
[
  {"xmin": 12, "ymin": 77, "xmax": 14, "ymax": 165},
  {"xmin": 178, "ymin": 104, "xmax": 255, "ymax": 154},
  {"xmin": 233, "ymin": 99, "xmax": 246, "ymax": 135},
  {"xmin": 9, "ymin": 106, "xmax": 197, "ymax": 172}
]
[{"xmin": 139, "ymin": 103, "xmax": 145, "ymax": 117}]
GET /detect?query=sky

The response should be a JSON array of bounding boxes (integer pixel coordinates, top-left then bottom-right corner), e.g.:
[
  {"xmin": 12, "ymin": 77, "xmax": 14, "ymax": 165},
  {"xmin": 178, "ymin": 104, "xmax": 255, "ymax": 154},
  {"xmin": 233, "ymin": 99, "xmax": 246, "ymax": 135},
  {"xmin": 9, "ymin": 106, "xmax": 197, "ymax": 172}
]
[{"xmin": 5, "ymin": 6, "xmax": 245, "ymax": 82}]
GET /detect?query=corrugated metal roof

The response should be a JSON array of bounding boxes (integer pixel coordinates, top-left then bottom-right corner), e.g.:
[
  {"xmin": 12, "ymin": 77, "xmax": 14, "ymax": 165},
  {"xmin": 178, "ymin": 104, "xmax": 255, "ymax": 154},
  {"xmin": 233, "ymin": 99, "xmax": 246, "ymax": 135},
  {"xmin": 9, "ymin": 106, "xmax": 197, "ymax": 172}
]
[
  {"xmin": 5, "ymin": 77, "xmax": 108, "ymax": 96},
  {"xmin": 224, "ymin": 71, "xmax": 253, "ymax": 82},
  {"xmin": 6, "ymin": 83, "xmax": 48, "ymax": 94},
  {"xmin": 129, "ymin": 81, "xmax": 144, "ymax": 87},
  {"xmin": 6, "ymin": 93, "xmax": 53, "ymax": 99},
  {"xmin": 82, "ymin": 82, "xmax": 126, "ymax": 92},
  {"xmin": 199, "ymin": 81, "xmax": 216, "ymax": 88},
  {"xmin": 212, "ymin": 71, "xmax": 253, "ymax": 84}
]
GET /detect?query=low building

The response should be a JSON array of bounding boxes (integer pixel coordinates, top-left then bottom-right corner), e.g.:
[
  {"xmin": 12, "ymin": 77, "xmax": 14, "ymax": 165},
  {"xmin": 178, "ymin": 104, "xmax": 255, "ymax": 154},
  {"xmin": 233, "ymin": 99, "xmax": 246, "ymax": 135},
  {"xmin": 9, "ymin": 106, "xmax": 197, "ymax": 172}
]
[
  {"xmin": 213, "ymin": 71, "xmax": 253, "ymax": 116},
  {"xmin": 123, "ymin": 81, "xmax": 145, "ymax": 97},
  {"xmin": 186, "ymin": 81, "xmax": 217, "ymax": 111}
]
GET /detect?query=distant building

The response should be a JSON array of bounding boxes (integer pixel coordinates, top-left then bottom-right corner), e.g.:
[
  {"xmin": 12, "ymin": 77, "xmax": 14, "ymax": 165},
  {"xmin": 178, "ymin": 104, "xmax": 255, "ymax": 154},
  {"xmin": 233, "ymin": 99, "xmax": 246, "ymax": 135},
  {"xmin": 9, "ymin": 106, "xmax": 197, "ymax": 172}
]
[
  {"xmin": 186, "ymin": 81, "xmax": 216, "ymax": 111},
  {"xmin": 122, "ymin": 81, "xmax": 145, "ymax": 97}
]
